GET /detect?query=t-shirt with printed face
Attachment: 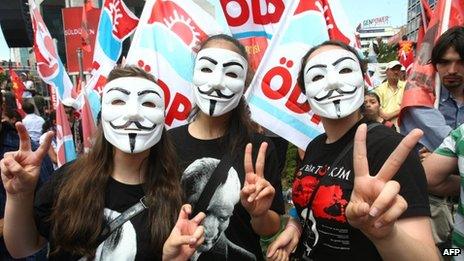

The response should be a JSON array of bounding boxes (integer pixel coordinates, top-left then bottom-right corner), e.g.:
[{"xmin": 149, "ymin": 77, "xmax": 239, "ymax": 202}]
[
  {"xmin": 292, "ymin": 118, "xmax": 430, "ymax": 260},
  {"xmin": 169, "ymin": 124, "xmax": 285, "ymax": 261},
  {"xmin": 34, "ymin": 164, "xmax": 158, "ymax": 260}
]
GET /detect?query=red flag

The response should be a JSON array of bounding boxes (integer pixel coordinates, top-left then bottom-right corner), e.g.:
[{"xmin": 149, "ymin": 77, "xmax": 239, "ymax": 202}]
[
  {"xmin": 448, "ymin": 0, "xmax": 464, "ymax": 28},
  {"xmin": 8, "ymin": 68, "xmax": 25, "ymax": 103},
  {"xmin": 398, "ymin": 40, "xmax": 415, "ymax": 73},
  {"xmin": 400, "ymin": 0, "xmax": 464, "ymax": 124},
  {"xmin": 417, "ymin": 0, "xmax": 433, "ymax": 48},
  {"xmin": 81, "ymin": 0, "xmax": 95, "ymax": 53},
  {"xmin": 314, "ymin": 0, "xmax": 374, "ymax": 89},
  {"xmin": 49, "ymin": 84, "xmax": 57, "ymax": 109},
  {"xmin": 147, "ymin": 0, "xmax": 209, "ymax": 49},
  {"xmin": 29, "ymin": 0, "xmax": 74, "ymax": 100},
  {"xmin": 56, "ymin": 100, "xmax": 77, "ymax": 166},
  {"xmin": 320, "ymin": 0, "xmax": 353, "ymax": 46}
]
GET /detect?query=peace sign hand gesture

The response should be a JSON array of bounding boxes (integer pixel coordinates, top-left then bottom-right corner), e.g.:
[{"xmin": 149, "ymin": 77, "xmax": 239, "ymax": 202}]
[
  {"xmin": 0, "ymin": 122, "xmax": 53, "ymax": 197},
  {"xmin": 346, "ymin": 124, "xmax": 423, "ymax": 240},
  {"xmin": 162, "ymin": 204, "xmax": 205, "ymax": 261},
  {"xmin": 240, "ymin": 142, "xmax": 275, "ymax": 218}
]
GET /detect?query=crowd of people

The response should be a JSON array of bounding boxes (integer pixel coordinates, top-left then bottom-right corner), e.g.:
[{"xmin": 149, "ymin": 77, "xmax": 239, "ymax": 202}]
[{"xmin": 0, "ymin": 25, "xmax": 462, "ymax": 261}]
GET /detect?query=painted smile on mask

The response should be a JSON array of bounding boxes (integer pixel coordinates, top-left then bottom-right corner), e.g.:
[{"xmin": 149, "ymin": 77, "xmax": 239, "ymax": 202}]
[
  {"xmin": 193, "ymin": 48, "xmax": 248, "ymax": 117},
  {"xmin": 304, "ymin": 49, "xmax": 365, "ymax": 119},
  {"xmin": 197, "ymin": 87, "xmax": 235, "ymax": 99},
  {"xmin": 312, "ymin": 87, "xmax": 358, "ymax": 102},
  {"xmin": 109, "ymin": 121, "xmax": 157, "ymax": 131}
]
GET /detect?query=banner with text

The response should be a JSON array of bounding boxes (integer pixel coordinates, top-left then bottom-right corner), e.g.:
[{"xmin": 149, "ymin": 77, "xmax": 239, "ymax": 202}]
[
  {"xmin": 126, "ymin": 0, "xmax": 227, "ymax": 128},
  {"xmin": 246, "ymin": 1, "xmax": 329, "ymax": 150},
  {"xmin": 62, "ymin": 7, "xmax": 100, "ymax": 74}
]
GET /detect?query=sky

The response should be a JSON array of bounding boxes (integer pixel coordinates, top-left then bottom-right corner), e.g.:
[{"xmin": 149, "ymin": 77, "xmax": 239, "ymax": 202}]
[
  {"xmin": 0, "ymin": 27, "xmax": 9, "ymax": 61},
  {"xmin": 340, "ymin": 0, "xmax": 408, "ymax": 28},
  {"xmin": 0, "ymin": 0, "xmax": 408, "ymax": 62}
]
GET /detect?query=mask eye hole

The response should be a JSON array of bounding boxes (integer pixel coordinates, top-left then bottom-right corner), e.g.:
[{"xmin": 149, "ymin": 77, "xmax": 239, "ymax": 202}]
[
  {"xmin": 339, "ymin": 68, "xmax": 353, "ymax": 74},
  {"xmin": 312, "ymin": 75, "xmax": 324, "ymax": 82},
  {"xmin": 201, "ymin": 68, "xmax": 212, "ymax": 73},
  {"xmin": 226, "ymin": 72, "xmax": 238, "ymax": 78},
  {"xmin": 111, "ymin": 99, "xmax": 125, "ymax": 105},
  {"xmin": 142, "ymin": 101, "xmax": 156, "ymax": 108}
]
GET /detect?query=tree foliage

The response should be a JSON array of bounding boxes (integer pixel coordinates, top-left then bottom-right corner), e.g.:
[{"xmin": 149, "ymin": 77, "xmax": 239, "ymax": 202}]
[
  {"xmin": 376, "ymin": 41, "xmax": 398, "ymax": 63},
  {"xmin": 0, "ymin": 71, "xmax": 7, "ymax": 84}
]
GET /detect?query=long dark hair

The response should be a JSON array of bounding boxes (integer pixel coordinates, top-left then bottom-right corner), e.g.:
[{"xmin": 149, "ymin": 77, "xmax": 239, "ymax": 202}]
[
  {"xmin": 431, "ymin": 26, "xmax": 464, "ymax": 66},
  {"xmin": 51, "ymin": 66, "xmax": 182, "ymax": 257},
  {"xmin": 191, "ymin": 34, "xmax": 257, "ymax": 154}
]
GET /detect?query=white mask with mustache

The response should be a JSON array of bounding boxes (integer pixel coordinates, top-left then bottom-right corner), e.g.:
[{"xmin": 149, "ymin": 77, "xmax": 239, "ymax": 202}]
[
  {"xmin": 304, "ymin": 49, "xmax": 365, "ymax": 119},
  {"xmin": 101, "ymin": 77, "xmax": 165, "ymax": 154},
  {"xmin": 192, "ymin": 48, "xmax": 248, "ymax": 117}
]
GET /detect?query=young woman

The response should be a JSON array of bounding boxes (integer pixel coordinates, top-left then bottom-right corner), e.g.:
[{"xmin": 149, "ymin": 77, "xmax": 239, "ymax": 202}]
[
  {"xmin": 267, "ymin": 41, "xmax": 438, "ymax": 260},
  {"xmin": 168, "ymin": 34, "xmax": 285, "ymax": 261},
  {"xmin": 362, "ymin": 92, "xmax": 396, "ymax": 129},
  {"xmin": 1, "ymin": 66, "xmax": 205, "ymax": 261}
]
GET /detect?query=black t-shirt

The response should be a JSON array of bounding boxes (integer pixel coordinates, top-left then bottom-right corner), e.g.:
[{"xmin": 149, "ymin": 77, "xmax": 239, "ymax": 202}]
[
  {"xmin": 168, "ymin": 124, "xmax": 285, "ymax": 261},
  {"xmin": 34, "ymin": 163, "xmax": 158, "ymax": 260},
  {"xmin": 291, "ymin": 119, "xmax": 430, "ymax": 260}
]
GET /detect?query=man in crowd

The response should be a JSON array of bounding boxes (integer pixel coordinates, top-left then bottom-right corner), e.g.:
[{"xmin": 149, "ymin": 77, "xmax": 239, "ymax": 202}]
[
  {"xmin": 423, "ymin": 125, "xmax": 462, "ymax": 254},
  {"xmin": 20, "ymin": 73, "xmax": 35, "ymax": 100},
  {"xmin": 401, "ymin": 26, "xmax": 464, "ymax": 150},
  {"xmin": 433, "ymin": 28, "xmax": 464, "ymax": 131},
  {"xmin": 401, "ymin": 26, "xmax": 464, "ymax": 251},
  {"xmin": 374, "ymin": 60, "xmax": 406, "ymax": 127},
  {"xmin": 22, "ymin": 101, "xmax": 44, "ymax": 144},
  {"xmin": 62, "ymin": 97, "xmax": 83, "ymax": 154}
]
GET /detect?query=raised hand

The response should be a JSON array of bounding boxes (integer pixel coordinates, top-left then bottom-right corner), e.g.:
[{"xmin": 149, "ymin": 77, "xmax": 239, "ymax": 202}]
[
  {"xmin": 162, "ymin": 204, "xmax": 205, "ymax": 261},
  {"xmin": 240, "ymin": 142, "xmax": 275, "ymax": 217},
  {"xmin": 346, "ymin": 124, "xmax": 423, "ymax": 240},
  {"xmin": 267, "ymin": 219, "xmax": 301, "ymax": 261},
  {"xmin": 0, "ymin": 122, "xmax": 53, "ymax": 196}
]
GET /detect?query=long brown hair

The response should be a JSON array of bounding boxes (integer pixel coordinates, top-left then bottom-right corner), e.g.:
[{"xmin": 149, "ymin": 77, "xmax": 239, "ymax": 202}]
[
  {"xmin": 50, "ymin": 66, "xmax": 182, "ymax": 257},
  {"xmin": 191, "ymin": 34, "xmax": 258, "ymax": 154}
]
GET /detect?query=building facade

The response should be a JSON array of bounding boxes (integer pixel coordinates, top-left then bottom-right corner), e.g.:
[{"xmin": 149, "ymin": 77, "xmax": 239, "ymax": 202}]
[
  {"xmin": 358, "ymin": 26, "xmax": 401, "ymax": 53},
  {"xmin": 406, "ymin": 0, "xmax": 437, "ymax": 41}
]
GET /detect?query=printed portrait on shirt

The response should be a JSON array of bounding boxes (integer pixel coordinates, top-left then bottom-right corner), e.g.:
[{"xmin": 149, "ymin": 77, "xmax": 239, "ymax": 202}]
[{"xmin": 181, "ymin": 157, "xmax": 256, "ymax": 261}]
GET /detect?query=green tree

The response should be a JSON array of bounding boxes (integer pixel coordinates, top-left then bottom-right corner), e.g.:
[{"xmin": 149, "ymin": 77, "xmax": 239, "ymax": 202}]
[
  {"xmin": 0, "ymin": 71, "xmax": 7, "ymax": 84},
  {"xmin": 376, "ymin": 41, "xmax": 398, "ymax": 63}
]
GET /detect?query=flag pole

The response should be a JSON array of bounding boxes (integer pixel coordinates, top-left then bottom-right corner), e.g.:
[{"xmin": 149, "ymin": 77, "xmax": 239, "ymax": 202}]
[{"xmin": 77, "ymin": 48, "xmax": 85, "ymax": 86}]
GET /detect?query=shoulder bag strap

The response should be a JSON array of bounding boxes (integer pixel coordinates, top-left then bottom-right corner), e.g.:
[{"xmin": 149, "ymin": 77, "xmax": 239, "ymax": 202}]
[
  {"xmin": 190, "ymin": 152, "xmax": 234, "ymax": 218},
  {"xmin": 95, "ymin": 196, "xmax": 149, "ymax": 247},
  {"xmin": 302, "ymin": 122, "xmax": 381, "ymax": 220},
  {"xmin": 294, "ymin": 122, "xmax": 381, "ymax": 256}
]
